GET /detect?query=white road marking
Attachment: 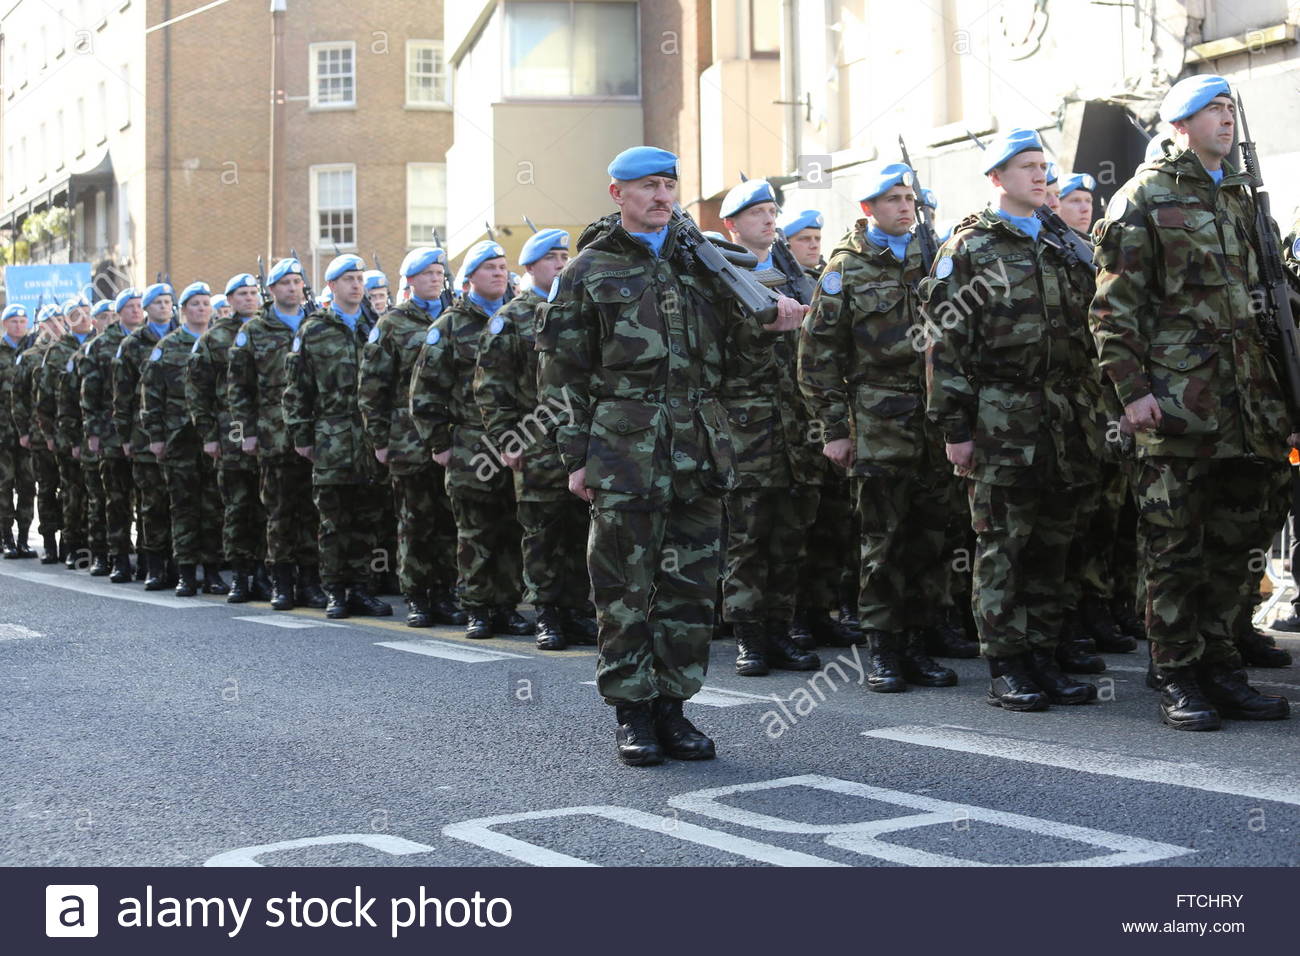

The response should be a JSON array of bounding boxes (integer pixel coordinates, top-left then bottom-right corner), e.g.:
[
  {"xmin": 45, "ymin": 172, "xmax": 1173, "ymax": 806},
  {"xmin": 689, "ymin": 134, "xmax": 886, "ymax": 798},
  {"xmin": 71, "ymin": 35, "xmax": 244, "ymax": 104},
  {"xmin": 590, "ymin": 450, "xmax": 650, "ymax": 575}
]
[
  {"xmin": 0, "ymin": 567, "xmax": 222, "ymax": 609},
  {"xmin": 204, "ymin": 833, "xmax": 436, "ymax": 867},
  {"xmin": 863, "ymin": 725, "xmax": 1300, "ymax": 808},
  {"xmin": 232, "ymin": 615, "xmax": 350, "ymax": 630},
  {"xmin": 0, "ymin": 623, "xmax": 43, "ymax": 641},
  {"xmin": 580, "ymin": 681, "xmax": 783, "ymax": 708},
  {"xmin": 376, "ymin": 639, "xmax": 527, "ymax": 663},
  {"xmin": 443, "ymin": 805, "xmax": 845, "ymax": 867},
  {"xmin": 669, "ymin": 774, "xmax": 1191, "ymax": 867},
  {"xmin": 1106, "ymin": 663, "xmax": 1300, "ymax": 692}
]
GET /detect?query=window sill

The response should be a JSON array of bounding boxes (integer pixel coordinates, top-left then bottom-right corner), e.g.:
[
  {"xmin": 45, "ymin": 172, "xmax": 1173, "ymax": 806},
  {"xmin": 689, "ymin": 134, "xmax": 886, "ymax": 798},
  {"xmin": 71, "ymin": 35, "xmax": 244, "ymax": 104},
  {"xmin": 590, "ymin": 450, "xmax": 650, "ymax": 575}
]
[
  {"xmin": 307, "ymin": 103, "xmax": 357, "ymax": 113},
  {"xmin": 312, "ymin": 242, "xmax": 357, "ymax": 251},
  {"xmin": 499, "ymin": 94, "xmax": 639, "ymax": 104},
  {"xmin": 403, "ymin": 102, "xmax": 452, "ymax": 111},
  {"xmin": 119, "ymin": 120, "xmax": 130, "ymax": 131},
  {"xmin": 96, "ymin": 18, "xmax": 108, "ymax": 32},
  {"xmin": 96, "ymin": 136, "xmax": 107, "ymax": 146},
  {"xmin": 119, "ymin": 0, "xmax": 130, "ymax": 10},
  {"xmin": 76, "ymin": 150, "xmax": 86, "ymax": 160}
]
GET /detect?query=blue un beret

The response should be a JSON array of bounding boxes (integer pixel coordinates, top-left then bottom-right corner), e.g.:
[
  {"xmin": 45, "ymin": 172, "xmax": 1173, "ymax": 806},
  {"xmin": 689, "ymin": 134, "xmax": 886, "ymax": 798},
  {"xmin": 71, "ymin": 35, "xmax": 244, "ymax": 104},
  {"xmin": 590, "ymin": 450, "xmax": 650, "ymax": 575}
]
[
  {"xmin": 399, "ymin": 247, "xmax": 446, "ymax": 279},
  {"xmin": 462, "ymin": 240, "xmax": 506, "ymax": 279},
  {"xmin": 179, "ymin": 281, "xmax": 211, "ymax": 306},
  {"xmin": 113, "ymin": 288, "xmax": 140, "ymax": 312},
  {"xmin": 62, "ymin": 294, "xmax": 91, "ymax": 313},
  {"xmin": 776, "ymin": 208, "xmax": 824, "ymax": 238},
  {"xmin": 363, "ymin": 270, "xmax": 388, "ymax": 291},
  {"xmin": 607, "ymin": 146, "xmax": 678, "ymax": 181},
  {"xmin": 325, "ymin": 254, "xmax": 366, "ymax": 281},
  {"xmin": 920, "ymin": 189, "xmax": 938, "ymax": 210},
  {"xmin": 210, "ymin": 294, "xmax": 229, "ymax": 312},
  {"xmin": 720, "ymin": 179, "xmax": 778, "ymax": 219},
  {"xmin": 1046, "ymin": 162, "xmax": 1059, "ymax": 185},
  {"xmin": 859, "ymin": 163, "xmax": 915, "ymax": 202},
  {"xmin": 91, "ymin": 299, "xmax": 113, "ymax": 317},
  {"xmin": 225, "ymin": 273, "xmax": 259, "ymax": 295},
  {"xmin": 982, "ymin": 128, "xmax": 1045, "ymax": 175},
  {"xmin": 267, "ymin": 258, "xmax": 304, "ymax": 286},
  {"xmin": 2, "ymin": 304, "xmax": 27, "ymax": 321},
  {"xmin": 1159, "ymin": 74, "xmax": 1231, "ymax": 124},
  {"xmin": 520, "ymin": 228, "xmax": 570, "ymax": 267},
  {"xmin": 1059, "ymin": 173, "xmax": 1097, "ymax": 198},
  {"xmin": 141, "ymin": 283, "xmax": 174, "ymax": 309},
  {"xmin": 37, "ymin": 305, "xmax": 60, "ymax": 324}
]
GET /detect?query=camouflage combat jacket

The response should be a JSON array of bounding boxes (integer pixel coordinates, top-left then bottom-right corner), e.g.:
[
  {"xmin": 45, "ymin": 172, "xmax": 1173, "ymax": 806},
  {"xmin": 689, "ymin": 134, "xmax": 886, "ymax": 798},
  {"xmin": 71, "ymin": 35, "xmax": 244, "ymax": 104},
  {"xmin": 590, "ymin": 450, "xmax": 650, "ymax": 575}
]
[
  {"xmin": 140, "ymin": 326, "xmax": 201, "ymax": 458},
  {"xmin": 11, "ymin": 337, "xmax": 53, "ymax": 445},
  {"xmin": 923, "ymin": 207, "xmax": 1101, "ymax": 488},
  {"xmin": 112, "ymin": 323, "xmax": 169, "ymax": 464},
  {"xmin": 226, "ymin": 310, "xmax": 300, "ymax": 462},
  {"xmin": 187, "ymin": 313, "xmax": 255, "ymax": 472},
  {"xmin": 358, "ymin": 299, "xmax": 438, "ymax": 477},
  {"xmin": 56, "ymin": 331, "xmax": 101, "ymax": 460},
  {"xmin": 1090, "ymin": 148, "xmax": 1289, "ymax": 461},
  {"xmin": 1, "ymin": 333, "xmax": 28, "ymax": 444},
  {"xmin": 80, "ymin": 323, "xmax": 128, "ymax": 459},
  {"xmin": 36, "ymin": 332, "xmax": 87, "ymax": 455}
]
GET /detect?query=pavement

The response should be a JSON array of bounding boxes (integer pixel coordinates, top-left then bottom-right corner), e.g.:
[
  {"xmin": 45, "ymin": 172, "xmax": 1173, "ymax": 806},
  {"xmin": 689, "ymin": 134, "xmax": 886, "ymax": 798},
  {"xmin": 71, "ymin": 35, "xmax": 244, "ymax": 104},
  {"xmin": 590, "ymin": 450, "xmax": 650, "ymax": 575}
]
[{"xmin": 1, "ymin": 559, "xmax": 1297, "ymax": 868}]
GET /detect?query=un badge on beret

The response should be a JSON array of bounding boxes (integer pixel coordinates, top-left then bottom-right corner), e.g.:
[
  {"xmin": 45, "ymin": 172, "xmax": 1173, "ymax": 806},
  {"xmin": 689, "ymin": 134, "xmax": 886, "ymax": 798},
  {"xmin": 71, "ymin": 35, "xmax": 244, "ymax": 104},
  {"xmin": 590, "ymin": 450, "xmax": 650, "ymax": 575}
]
[
  {"xmin": 367, "ymin": 325, "xmax": 381, "ymax": 345},
  {"xmin": 489, "ymin": 316, "xmax": 505, "ymax": 335},
  {"xmin": 149, "ymin": 347, "xmax": 162, "ymax": 362},
  {"xmin": 935, "ymin": 256, "xmax": 955, "ymax": 280},
  {"xmin": 234, "ymin": 330, "xmax": 248, "ymax": 348},
  {"xmin": 820, "ymin": 271, "xmax": 842, "ymax": 295},
  {"xmin": 426, "ymin": 326, "xmax": 441, "ymax": 346}
]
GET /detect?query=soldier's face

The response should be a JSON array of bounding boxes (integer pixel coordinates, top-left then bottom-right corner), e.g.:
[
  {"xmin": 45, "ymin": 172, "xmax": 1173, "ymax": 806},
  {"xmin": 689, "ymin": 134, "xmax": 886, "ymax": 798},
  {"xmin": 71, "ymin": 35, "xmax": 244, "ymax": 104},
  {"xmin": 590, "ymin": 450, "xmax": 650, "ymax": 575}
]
[
  {"xmin": 146, "ymin": 297, "xmax": 173, "ymax": 322},
  {"xmin": 118, "ymin": 300, "xmax": 144, "ymax": 329},
  {"xmin": 1176, "ymin": 97, "xmax": 1236, "ymax": 160},
  {"xmin": 408, "ymin": 263, "xmax": 446, "ymax": 301},
  {"xmin": 527, "ymin": 249, "xmax": 569, "ymax": 293},
  {"xmin": 367, "ymin": 287, "xmax": 390, "ymax": 313},
  {"xmin": 610, "ymin": 175, "xmax": 677, "ymax": 233},
  {"xmin": 67, "ymin": 305, "xmax": 92, "ymax": 333},
  {"xmin": 864, "ymin": 185, "xmax": 917, "ymax": 236},
  {"xmin": 270, "ymin": 274, "xmax": 305, "ymax": 310},
  {"xmin": 991, "ymin": 151, "xmax": 1048, "ymax": 212},
  {"xmin": 182, "ymin": 295, "xmax": 212, "ymax": 330},
  {"xmin": 1045, "ymin": 184, "xmax": 1061, "ymax": 212},
  {"xmin": 1060, "ymin": 189, "xmax": 1093, "ymax": 233},
  {"xmin": 330, "ymin": 271, "xmax": 365, "ymax": 310},
  {"xmin": 787, "ymin": 229, "xmax": 821, "ymax": 268},
  {"xmin": 725, "ymin": 202, "xmax": 779, "ymax": 251},
  {"xmin": 93, "ymin": 311, "xmax": 113, "ymax": 333},
  {"xmin": 2, "ymin": 315, "xmax": 27, "ymax": 339},
  {"xmin": 229, "ymin": 286, "xmax": 261, "ymax": 316},
  {"xmin": 469, "ymin": 258, "xmax": 510, "ymax": 300}
]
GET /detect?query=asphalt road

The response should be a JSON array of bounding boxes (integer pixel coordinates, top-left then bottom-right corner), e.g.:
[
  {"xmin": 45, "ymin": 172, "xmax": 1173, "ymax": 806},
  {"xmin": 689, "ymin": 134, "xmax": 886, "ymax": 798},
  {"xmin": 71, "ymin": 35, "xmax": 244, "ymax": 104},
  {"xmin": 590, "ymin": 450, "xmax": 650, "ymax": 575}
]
[{"xmin": 2, "ymin": 561, "xmax": 1297, "ymax": 868}]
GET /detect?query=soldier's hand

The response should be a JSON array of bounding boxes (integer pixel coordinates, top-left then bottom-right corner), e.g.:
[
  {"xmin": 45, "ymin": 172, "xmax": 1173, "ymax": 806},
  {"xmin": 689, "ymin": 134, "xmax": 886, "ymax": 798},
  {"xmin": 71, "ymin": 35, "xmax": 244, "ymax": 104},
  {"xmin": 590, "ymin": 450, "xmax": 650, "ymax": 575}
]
[
  {"xmin": 45, "ymin": 438, "xmax": 54, "ymax": 451},
  {"xmin": 374, "ymin": 447, "xmax": 389, "ymax": 465},
  {"xmin": 87, "ymin": 435, "xmax": 100, "ymax": 454},
  {"xmin": 242, "ymin": 436, "xmax": 258, "ymax": 455},
  {"xmin": 822, "ymin": 438, "xmax": 853, "ymax": 469},
  {"xmin": 295, "ymin": 445, "xmax": 315, "ymax": 462},
  {"xmin": 71, "ymin": 446, "xmax": 80, "ymax": 460},
  {"xmin": 18, "ymin": 434, "xmax": 29, "ymax": 449},
  {"xmin": 203, "ymin": 441, "xmax": 220, "ymax": 460},
  {"xmin": 149, "ymin": 441, "xmax": 165, "ymax": 459},
  {"xmin": 762, "ymin": 295, "xmax": 809, "ymax": 333},
  {"xmin": 503, "ymin": 451, "xmax": 523, "ymax": 472},
  {"xmin": 1125, "ymin": 394, "xmax": 1162, "ymax": 432},
  {"xmin": 433, "ymin": 449, "xmax": 451, "ymax": 467},
  {"xmin": 568, "ymin": 467, "xmax": 593, "ymax": 502},
  {"xmin": 946, "ymin": 440, "xmax": 975, "ymax": 475}
]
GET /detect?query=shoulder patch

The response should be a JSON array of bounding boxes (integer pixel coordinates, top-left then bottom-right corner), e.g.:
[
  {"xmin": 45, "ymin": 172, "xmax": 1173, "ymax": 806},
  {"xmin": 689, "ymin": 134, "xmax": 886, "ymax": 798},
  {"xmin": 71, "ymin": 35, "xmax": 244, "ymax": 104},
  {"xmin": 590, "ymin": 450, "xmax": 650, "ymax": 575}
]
[
  {"xmin": 934, "ymin": 256, "xmax": 954, "ymax": 280},
  {"xmin": 149, "ymin": 347, "xmax": 162, "ymax": 362},
  {"xmin": 489, "ymin": 316, "xmax": 505, "ymax": 335},
  {"xmin": 234, "ymin": 330, "xmax": 248, "ymax": 348},
  {"xmin": 425, "ymin": 326, "xmax": 442, "ymax": 346},
  {"xmin": 1106, "ymin": 193, "xmax": 1129, "ymax": 222},
  {"xmin": 1292, "ymin": 236, "xmax": 1300, "ymax": 259},
  {"xmin": 291, "ymin": 336, "xmax": 301, "ymax": 353},
  {"xmin": 820, "ymin": 271, "xmax": 842, "ymax": 294},
  {"xmin": 367, "ymin": 325, "xmax": 381, "ymax": 345}
]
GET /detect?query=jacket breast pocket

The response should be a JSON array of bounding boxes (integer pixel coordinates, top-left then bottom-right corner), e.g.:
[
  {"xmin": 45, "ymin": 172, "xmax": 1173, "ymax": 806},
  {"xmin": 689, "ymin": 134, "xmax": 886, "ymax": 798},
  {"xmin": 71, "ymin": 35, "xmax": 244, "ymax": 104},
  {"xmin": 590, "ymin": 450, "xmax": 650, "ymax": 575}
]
[
  {"xmin": 974, "ymin": 385, "xmax": 1043, "ymax": 467},
  {"xmin": 1150, "ymin": 204, "xmax": 1227, "ymax": 293},
  {"xmin": 1148, "ymin": 342, "xmax": 1219, "ymax": 435},
  {"xmin": 851, "ymin": 283, "xmax": 913, "ymax": 365},
  {"xmin": 585, "ymin": 399, "xmax": 663, "ymax": 497},
  {"xmin": 589, "ymin": 278, "xmax": 666, "ymax": 371},
  {"xmin": 852, "ymin": 384, "xmax": 922, "ymax": 465}
]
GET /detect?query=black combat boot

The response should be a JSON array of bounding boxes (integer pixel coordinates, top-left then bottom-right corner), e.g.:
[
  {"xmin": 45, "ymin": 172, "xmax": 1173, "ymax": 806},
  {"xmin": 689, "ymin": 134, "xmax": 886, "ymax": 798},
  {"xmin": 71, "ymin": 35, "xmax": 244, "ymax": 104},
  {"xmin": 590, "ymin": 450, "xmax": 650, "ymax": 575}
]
[
  {"xmin": 429, "ymin": 587, "xmax": 468, "ymax": 626},
  {"xmin": 346, "ymin": 585, "xmax": 392, "ymax": 617},
  {"xmin": 227, "ymin": 561, "xmax": 252, "ymax": 604},
  {"xmin": 88, "ymin": 552, "xmax": 110, "ymax": 576},
  {"xmin": 143, "ymin": 552, "xmax": 168, "ymax": 590},
  {"xmin": 11, "ymin": 525, "xmax": 37, "ymax": 558},
  {"xmin": 1157, "ymin": 667, "xmax": 1221, "ymax": 731},
  {"xmin": 134, "ymin": 550, "xmax": 147, "ymax": 580},
  {"xmin": 1081, "ymin": 594, "xmax": 1137, "ymax": 653},
  {"xmin": 175, "ymin": 563, "xmax": 199, "ymax": 597},
  {"xmin": 652, "ymin": 697, "xmax": 716, "ymax": 760},
  {"xmin": 1, "ymin": 528, "xmax": 16, "ymax": 559},
  {"xmin": 766, "ymin": 619, "xmax": 821, "ymax": 670},
  {"xmin": 864, "ymin": 630, "xmax": 907, "ymax": 693},
  {"xmin": 1235, "ymin": 620, "xmax": 1293, "ymax": 668},
  {"xmin": 250, "ymin": 562, "xmax": 274, "ymax": 601},
  {"xmin": 1197, "ymin": 661, "xmax": 1290, "ymax": 721},
  {"xmin": 812, "ymin": 607, "xmax": 861, "ymax": 647},
  {"xmin": 464, "ymin": 607, "xmax": 492, "ymax": 640},
  {"xmin": 163, "ymin": 559, "xmax": 179, "ymax": 589},
  {"xmin": 788, "ymin": 607, "xmax": 815, "ymax": 650},
  {"xmin": 839, "ymin": 600, "xmax": 861, "ymax": 634},
  {"xmin": 986, "ymin": 654, "xmax": 1049, "ymax": 711},
  {"xmin": 202, "ymin": 564, "xmax": 228, "ymax": 595},
  {"xmin": 492, "ymin": 606, "xmax": 534, "ymax": 635},
  {"xmin": 108, "ymin": 552, "xmax": 133, "ymax": 583},
  {"xmin": 614, "ymin": 702, "xmax": 665, "ymax": 767},
  {"xmin": 404, "ymin": 593, "xmax": 433, "ymax": 628},
  {"xmin": 296, "ymin": 565, "xmax": 328, "ymax": 609},
  {"xmin": 62, "ymin": 537, "xmax": 77, "ymax": 568},
  {"xmin": 324, "ymin": 586, "xmax": 349, "ymax": 619},
  {"xmin": 923, "ymin": 613, "xmax": 980, "ymax": 658},
  {"xmin": 270, "ymin": 563, "xmax": 296, "ymax": 610},
  {"xmin": 534, "ymin": 604, "xmax": 566, "ymax": 650},
  {"xmin": 560, "ymin": 605, "xmax": 598, "ymax": 645},
  {"xmin": 733, "ymin": 621, "xmax": 769, "ymax": 676},
  {"xmin": 40, "ymin": 533, "xmax": 59, "ymax": 564},
  {"xmin": 901, "ymin": 630, "xmax": 958, "ymax": 686},
  {"xmin": 1055, "ymin": 616, "xmax": 1106, "ymax": 674},
  {"xmin": 1028, "ymin": 646, "xmax": 1097, "ymax": 704},
  {"xmin": 1112, "ymin": 595, "xmax": 1145, "ymax": 642}
]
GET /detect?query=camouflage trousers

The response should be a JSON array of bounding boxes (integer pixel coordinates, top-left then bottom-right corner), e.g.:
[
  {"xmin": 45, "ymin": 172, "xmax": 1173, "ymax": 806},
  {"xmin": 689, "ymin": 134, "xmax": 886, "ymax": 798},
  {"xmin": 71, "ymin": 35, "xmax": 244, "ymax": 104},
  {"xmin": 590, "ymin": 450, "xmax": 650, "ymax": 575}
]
[
  {"xmin": 517, "ymin": 494, "xmax": 591, "ymax": 609},
  {"xmin": 967, "ymin": 476, "xmax": 1080, "ymax": 659},
  {"xmin": 1132, "ymin": 457, "xmax": 1281, "ymax": 669},
  {"xmin": 391, "ymin": 464, "xmax": 457, "ymax": 595},
  {"xmin": 1242, "ymin": 461, "xmax": 1290, "ymax": 609},
  {"xmin": 56, "ymin": 454, "xmax": 86, "ymax": 546},
  {"xmin": 260, "ymin": 456, "xmax": 319, "ymax": 566},
  {"xmin": 313, "ymin": 482, "xmax": 383, "ymax": 588},
  {"xmin": 448, "ymin": 487, "xmax": 522, "ymax": 609},
  {"xmin": 377, "ymin": 475, "xmax": 399, "ymax": 585},
  {"xmin": 31, "ymin": 447, "xmax": 60, "ymax": 535},
  {"xmin": 942, "ymin": 476, "xmax": 974, "ymax": 614},
  {"xmin": 722, "ymin": 484, "xmax": 819, "ymax": 623},
  {"xmin": 797, "ymin": 473, "xmax": 854, "ymax": 611},
  {"xmin": 163, "ymin": 451, "xmax": 223, "ymax": 565},
  {"xmin": 217, "ymin": 465, "xmax": 265, "ymax": 562},
  {"xmin": 132, "ymin": 460, "xmax": 172, "ymax": 555},
  {"xmin": 1075, "ymin": 460, "xmax": 1132, "ymax": 604},
  {"xmin": 590, "ymin": 491, "xmax": 722, "ymax": 704},
  {"xmin": 100, "ymin": 456, "xmax": 135, "ymax": 555},
  {"xmin": 0, "ymin": 440, "xmax": 35, "ymax": 528},
  {"xmin": 855, "ymin": 471, "xmax": 948, "ymax": 633},
  {"xmin": 82, "ymin": 458, "xmax": 107, "ymax": 556}
]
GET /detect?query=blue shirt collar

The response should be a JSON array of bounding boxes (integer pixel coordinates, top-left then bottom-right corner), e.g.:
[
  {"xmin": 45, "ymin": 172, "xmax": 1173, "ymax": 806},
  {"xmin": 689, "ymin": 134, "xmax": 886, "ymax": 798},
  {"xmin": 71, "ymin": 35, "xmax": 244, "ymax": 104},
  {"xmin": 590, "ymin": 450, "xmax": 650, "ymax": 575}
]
[
  {"xmin": 334, "ymin": 305, "xmax": 361, "ymax": 331},
  {"xmin": 1207, "ymin": 166, "xmax": 1224, "ymax": 184},
  {"xmin": 996, "ymin": 208, "xmax": 1041, "ymax": 242},
  {"xmin": 72, "ymin": 331, "xmax": 89, "ymax": 344},
  {"xmin": 467, "ymin": 290, "xmax": 505, "ymax": 317},
  {"xmin": 410, "ymin": 294, "xmax": 445, "ymax": 319},
  {"xmin": 272, "ymin": 306, "xmax": 304, "ymax": 332},
  {"xmin": 2, "ymin": 333, "xmax": 20, "ymax": 349},
  {"xmin": 866, "ymin": 224, "xmax": 913, "ymax": 262},
  {"xmin": 753, "ymin": 253, "xmax": 774, "ymax": 272},
  {"xmin": 147, "ymin": 321, "xmax": 171, "ymax": 339},
  {"xmin": 627, "ymin": 225, "xmax": 669, "ymax": 258}
]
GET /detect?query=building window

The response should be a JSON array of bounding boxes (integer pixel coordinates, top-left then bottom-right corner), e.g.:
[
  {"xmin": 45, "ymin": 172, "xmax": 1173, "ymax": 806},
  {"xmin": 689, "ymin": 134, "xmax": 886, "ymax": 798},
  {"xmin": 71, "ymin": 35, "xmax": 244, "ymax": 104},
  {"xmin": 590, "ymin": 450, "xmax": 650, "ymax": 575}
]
[
  {"xmin": 96, "ymin": 80, "xmax": 108, "ymax": 143},
  {"xmin": 309, "ymin": 41, "xmax": 356, "ymax": 108},
  {"xmin": 119, "ymin": 63, "xmax": 131, "ymax": 128},
  {"xmin": 19, "ymin": 136, "xmax": 28, "ymax": 192},
  {"xmin": 406, "ymin": 163, "xmax": 447, "ymax": 245},
  {"xmin": 504, "ymin": 1, "xmax": 638, "ymax": 98},
  {"xmin": 310, "ymin": 164, "xmax": 357, "ymax": 248},
  {"xmin": 750, "ymin": 0, "xmax": 781, "ymax": 57},
  {"xmin": 38, "ymin": 123, "xmax": 47, "ymax": 180},
  {"xmin": 75, "ymin": 97, "xmax": 86, "ymax": 155},
  {"xmin": 406, "ymin": 40, "xmax": 448, "ymax": 106},
  {"xmin": 94, "ymin": 190, "xmax": 108, "ymax": 251},
  {"xmin": 55, "ymin": 109, "xmax": 65, "ymax": 169}
]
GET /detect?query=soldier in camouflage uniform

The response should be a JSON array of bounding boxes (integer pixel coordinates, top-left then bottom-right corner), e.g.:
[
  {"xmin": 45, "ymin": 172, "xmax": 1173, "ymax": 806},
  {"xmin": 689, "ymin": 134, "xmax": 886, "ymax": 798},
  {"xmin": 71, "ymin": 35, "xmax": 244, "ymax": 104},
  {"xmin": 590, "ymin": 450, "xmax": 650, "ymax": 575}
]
[
  {"xmin": 283, "ymin": 254, "xmax": 392, "ymax": 619},
  {"xmin": 226, "ymin": 258, "xmax": 326, "ymax": 611},
  {"xmin": 187, "ymin": 274, "xmax": 269, "ymax": 603},
  {"xmin": 113, "ymin": 283, "xmax": 177, "ymax": 590},
  {"xmin": 714, "ymin": 179, "xmax": 821, "ymax": 675},
  {"xmin": 84, "ymin": 288, "xmax": 143, "ymax": 582},
  {"xmin": 358, "ymin": 247, "xmax": 464, "ymax": 628},
  {"xmin": 535, "ymin": 146, "xmax": 807, "ymax": 766},
  {"xmin": 409, "ymin": 240, "xmax": 531, "ymax": 641},
  {"xmin": 800, "ymin": 164, "xmax": 960, "ymax": 693},
  {"xmin": 924, "ymin": 128, "xmax": 1101, "ymax": 712},
  {"xmin": 141, "ymin": 282, "xmax": 226, "ymax": 596},
  {"xmin": 15, "ymin": 307, "xmax": 65, "ymax": 563},
  {"xmin": 473, "ymin": 228, "xmax": 596, "ymax": 650},
  {"xmin": 1, "ymin": 304, "xmax": 37, "ymax": 559},
  {"xmin": 1090, "ymin": 75, "xmax": 1291, "ymax": 729}
]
